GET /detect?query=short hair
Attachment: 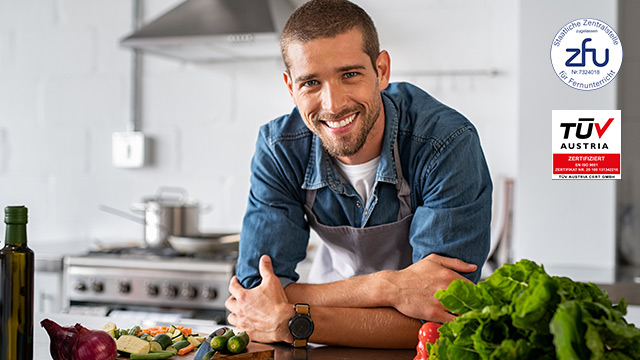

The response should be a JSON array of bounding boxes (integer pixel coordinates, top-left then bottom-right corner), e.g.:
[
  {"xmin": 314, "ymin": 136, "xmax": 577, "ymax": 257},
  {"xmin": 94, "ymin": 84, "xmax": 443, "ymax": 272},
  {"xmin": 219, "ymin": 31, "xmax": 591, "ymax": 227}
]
[{"xmin": 280, "ymin": 0, "xmax": 380, "ymax": 72}]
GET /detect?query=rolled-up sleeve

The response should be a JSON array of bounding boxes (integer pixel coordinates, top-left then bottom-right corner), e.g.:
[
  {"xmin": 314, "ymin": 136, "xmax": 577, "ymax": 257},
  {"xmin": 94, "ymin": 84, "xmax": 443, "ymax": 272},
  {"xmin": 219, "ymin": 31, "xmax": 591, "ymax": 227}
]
[{"xmin": 409, "ymin": 127, "xmax": 492, "ymax": 283}]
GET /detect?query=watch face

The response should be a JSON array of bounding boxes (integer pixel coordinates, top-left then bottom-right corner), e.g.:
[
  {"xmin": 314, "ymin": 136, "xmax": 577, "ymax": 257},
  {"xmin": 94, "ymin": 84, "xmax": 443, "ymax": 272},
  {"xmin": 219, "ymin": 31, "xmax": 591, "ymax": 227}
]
[{"xmin": 289, "ymin": 315, "xmax": 314, "ymax": 339}]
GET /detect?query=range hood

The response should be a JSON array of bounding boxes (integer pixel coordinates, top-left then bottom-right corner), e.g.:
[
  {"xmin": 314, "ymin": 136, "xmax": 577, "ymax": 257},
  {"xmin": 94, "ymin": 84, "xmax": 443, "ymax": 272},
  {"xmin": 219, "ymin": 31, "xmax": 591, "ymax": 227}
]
[{"xmin": 120, "ymin": 0, "xmax": 296, "ymax": 62}]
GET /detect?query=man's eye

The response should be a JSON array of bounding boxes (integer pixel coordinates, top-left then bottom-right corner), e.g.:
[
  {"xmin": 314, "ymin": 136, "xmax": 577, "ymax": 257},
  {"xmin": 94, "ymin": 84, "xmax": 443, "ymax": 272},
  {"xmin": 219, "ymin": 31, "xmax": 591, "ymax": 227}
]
[
  {"xmin": 303, "ymin": 80, "xmax": 319, "ymax": 87},
  {"xmin": 344, "ymin": 72, "xmax": 358, "ymax": 79}
]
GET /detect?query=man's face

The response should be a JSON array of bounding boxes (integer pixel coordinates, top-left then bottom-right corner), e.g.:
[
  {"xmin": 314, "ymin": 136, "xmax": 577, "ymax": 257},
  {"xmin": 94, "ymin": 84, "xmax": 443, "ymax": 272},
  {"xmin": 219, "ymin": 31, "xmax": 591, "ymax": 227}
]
[{"xmin": 283, "ymin": 28, "xmax": 390, "ymax": 161}]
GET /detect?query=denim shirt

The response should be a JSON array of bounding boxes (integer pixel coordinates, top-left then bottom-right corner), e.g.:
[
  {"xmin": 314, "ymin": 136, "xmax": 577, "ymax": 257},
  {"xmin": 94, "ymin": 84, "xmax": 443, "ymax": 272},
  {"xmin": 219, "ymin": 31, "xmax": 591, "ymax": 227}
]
[{"xmin": 237, "ymin": 82, "xmax": 492, "ymax": 289}]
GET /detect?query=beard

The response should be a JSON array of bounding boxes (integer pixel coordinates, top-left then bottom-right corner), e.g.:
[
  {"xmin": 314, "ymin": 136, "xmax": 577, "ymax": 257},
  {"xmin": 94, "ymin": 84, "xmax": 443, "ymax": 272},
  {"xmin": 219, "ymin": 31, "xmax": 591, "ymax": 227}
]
[{"xmin": 311, "ymin": 95, "xmax": 383, "ymax": 158}]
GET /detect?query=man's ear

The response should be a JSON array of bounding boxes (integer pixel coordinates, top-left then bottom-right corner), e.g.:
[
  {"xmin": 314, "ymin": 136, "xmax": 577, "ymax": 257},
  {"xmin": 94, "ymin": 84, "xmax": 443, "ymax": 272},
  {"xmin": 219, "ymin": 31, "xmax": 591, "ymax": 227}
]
[
  {"xmin": 376, "ymin": 50, "xmax": 391, "ymax": 91},
  {"xmin": 283, "ymin": 70, "xmax": 295, "ymax": 100}
]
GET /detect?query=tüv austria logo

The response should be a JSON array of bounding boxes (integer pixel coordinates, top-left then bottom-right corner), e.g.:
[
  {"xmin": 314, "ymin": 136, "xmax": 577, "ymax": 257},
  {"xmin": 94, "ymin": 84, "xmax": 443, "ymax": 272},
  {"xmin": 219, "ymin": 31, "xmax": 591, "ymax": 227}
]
[
  {"xmin": 550, "ymin": 18, "xmax": 622, "ymax": 90},
  {"xmin": 552, "ymin": 110, "xmax": 621, "ymax": 180}
]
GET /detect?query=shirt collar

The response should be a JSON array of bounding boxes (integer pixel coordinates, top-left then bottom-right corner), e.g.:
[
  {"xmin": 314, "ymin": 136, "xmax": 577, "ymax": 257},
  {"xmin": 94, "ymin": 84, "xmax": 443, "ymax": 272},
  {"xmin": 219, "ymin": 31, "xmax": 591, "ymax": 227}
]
[{"xmin": 302, "ymin": 93, "xmax": 400, "ymax": 190}]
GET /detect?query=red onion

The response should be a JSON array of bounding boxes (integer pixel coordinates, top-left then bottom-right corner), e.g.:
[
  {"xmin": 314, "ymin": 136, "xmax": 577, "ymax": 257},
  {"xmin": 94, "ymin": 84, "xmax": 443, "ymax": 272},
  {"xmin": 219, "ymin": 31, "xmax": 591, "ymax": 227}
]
[{"xmin": 41, "ymin": 318, "xmax": 117, "ymax": 360}]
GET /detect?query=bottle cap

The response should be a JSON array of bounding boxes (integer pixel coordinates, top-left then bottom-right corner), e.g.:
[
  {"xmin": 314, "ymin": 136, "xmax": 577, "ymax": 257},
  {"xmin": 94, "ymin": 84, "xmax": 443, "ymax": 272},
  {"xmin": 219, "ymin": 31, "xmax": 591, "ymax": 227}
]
[{"xmin": 4, "ymin": 205, "xmax": 28, "ymax": 225}]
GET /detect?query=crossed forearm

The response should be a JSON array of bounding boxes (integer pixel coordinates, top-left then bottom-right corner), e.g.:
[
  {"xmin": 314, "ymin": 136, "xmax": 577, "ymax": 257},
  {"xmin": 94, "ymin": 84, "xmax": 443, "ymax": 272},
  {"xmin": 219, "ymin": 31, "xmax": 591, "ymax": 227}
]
[{"xmin": 305, "ymin": 305, "xmax": 421, "ymax": 348}]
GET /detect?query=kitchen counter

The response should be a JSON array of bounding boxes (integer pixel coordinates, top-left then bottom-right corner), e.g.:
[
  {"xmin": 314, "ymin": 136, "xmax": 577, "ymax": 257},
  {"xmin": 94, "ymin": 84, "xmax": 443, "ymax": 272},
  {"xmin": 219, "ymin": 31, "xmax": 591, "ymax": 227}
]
[
  {"xmin": 32, "ymin": 307, "xmax": 640, "ymax": 359},
  {"xmin": 33, "ymin": 313, "xmax": 415, "ymax": 359}
]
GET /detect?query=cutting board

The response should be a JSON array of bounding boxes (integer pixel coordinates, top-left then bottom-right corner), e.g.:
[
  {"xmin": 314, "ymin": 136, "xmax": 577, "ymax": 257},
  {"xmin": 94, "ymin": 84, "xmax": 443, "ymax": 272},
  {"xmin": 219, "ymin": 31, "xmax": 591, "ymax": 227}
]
[
  {"xmin": 117, "ymin": 342, "xmax": 274, "ymax": 360},
  {"xmin": 208, "ymin": 342, "xmax": 274, "ymax": 359}
]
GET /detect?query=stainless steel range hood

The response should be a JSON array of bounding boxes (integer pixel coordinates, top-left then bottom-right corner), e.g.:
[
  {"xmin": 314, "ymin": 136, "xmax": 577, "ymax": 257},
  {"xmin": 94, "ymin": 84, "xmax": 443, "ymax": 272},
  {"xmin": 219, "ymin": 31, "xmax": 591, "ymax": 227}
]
[{"xmin": 120, "ymin": 0, "xmax": 296, "ymax": 62}]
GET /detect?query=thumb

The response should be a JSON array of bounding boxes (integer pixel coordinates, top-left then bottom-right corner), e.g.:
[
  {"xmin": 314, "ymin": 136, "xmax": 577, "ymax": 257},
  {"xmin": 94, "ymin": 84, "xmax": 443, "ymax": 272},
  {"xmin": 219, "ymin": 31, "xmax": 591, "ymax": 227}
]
[{"xmin": 258, "ymin": 254, "xmax": 276, "ymax": 281}]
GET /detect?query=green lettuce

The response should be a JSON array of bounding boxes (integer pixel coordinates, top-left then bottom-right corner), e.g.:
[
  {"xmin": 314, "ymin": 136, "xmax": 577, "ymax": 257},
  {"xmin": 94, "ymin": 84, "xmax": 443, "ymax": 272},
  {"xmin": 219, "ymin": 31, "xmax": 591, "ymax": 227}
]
[{"xmin": 428, "ymin": 259, "xmax": 640, "ymax": 360}]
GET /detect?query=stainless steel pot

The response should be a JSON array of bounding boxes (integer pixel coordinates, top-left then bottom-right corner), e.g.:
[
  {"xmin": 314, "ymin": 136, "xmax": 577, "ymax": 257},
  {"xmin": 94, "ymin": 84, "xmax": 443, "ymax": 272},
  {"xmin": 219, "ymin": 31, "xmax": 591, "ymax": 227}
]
[{"xmin": 131, "ymin": 187, "xmax": 201, "ymax": 247}]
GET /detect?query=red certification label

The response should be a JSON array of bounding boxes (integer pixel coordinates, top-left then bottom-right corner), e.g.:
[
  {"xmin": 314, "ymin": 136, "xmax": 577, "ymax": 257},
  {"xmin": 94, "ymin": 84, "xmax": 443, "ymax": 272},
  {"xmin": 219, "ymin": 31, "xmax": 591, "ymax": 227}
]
[{"xmin": 552, "ymin": 110, "xmax": 621, "ymax": 179}]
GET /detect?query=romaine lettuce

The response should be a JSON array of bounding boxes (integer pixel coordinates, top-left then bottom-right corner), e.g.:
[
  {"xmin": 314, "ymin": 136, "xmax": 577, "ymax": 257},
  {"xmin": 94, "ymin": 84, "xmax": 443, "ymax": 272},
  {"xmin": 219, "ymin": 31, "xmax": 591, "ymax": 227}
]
[{"xmin": 427, "ymin": 259, "xmax": 640, "ymax": 359}]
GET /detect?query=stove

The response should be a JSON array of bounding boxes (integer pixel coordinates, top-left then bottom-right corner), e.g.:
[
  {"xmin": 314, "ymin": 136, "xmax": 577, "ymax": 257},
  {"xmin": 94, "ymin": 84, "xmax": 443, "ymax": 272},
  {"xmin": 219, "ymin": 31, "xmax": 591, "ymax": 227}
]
[{"xmin": 62, "ymin": 247, "xmax": 237, "ymax": 324}]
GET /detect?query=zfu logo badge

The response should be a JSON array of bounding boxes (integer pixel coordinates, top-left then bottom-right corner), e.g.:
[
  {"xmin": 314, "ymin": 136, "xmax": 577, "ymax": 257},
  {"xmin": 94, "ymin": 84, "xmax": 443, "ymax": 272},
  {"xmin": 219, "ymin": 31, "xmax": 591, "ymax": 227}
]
[
  {"xmin": 552, "ymin": 110, "xmax": 621, "ymax": 180},
  {"xmin": 551, "ymin": 19, "xmax": 622, "ymax": 91}
]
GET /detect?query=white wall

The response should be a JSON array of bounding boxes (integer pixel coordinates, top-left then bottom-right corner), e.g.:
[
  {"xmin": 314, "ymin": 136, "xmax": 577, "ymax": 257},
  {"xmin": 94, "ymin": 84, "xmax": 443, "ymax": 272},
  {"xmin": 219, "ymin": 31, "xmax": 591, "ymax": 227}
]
[
  {"xmin": 0, "ymin": 0, "xmax": 517, "ymax": 250},
  {"xmin": 515, "ymin": 0, "xmax": 618, "ymax": 274}
]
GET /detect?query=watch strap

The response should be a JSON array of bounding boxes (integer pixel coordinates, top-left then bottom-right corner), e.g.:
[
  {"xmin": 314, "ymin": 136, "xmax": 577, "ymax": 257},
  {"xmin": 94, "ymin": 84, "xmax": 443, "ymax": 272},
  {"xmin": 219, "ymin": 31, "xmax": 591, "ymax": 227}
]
[
  {"xmin": 293, "ymin": 338, "xmax": 308, "ymax": 347},
  {"xmin": 295, "ymin": 303, "xmax": 310, "ymax": 316},
  {"xmin": 291, "ymin": 303, "xmax": 312, "ymax": 347}
]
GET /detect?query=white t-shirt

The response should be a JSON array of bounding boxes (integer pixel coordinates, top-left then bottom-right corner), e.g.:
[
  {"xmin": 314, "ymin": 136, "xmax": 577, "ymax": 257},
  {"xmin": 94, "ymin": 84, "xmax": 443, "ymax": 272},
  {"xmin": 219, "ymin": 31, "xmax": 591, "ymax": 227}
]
[{"xmin": 334, "ymin": 156, "xmax": 381, "ymax": 206}]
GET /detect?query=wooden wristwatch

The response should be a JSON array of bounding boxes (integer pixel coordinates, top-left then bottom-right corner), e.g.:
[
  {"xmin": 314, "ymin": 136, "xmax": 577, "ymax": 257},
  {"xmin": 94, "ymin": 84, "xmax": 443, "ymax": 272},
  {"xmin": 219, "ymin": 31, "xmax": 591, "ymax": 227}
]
[{"xmin": 288, "ymin": 303, "xmax": 314, "ymax": 347}]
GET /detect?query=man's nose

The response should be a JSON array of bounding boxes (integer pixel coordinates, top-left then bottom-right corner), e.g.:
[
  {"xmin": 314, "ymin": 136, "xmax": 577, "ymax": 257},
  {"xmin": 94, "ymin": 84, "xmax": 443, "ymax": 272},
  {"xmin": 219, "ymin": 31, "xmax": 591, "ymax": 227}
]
[{"xmin": 320, "ymin": 83, "xmax": 347, "ymax": 113}]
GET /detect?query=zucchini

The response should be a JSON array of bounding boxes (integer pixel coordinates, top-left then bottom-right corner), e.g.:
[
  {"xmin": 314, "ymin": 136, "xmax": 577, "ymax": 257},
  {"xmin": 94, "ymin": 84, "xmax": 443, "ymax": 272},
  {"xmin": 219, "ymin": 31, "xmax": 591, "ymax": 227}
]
[
  {"xmin": 128, "ymin": 325, "xmax": 141, "ymax": 336},
  {"xmin": 172, "ymin": 339, "xmax": 191, "ymax": 351},
  {"xmin": 129, "ymin": 350, "xmax": 174, "ymax": 359},
  {"xmin": 152, "ymin": 333, "xmax": 172, "ymax": 350},
  {"xmin": 116, "ymin": 335, "xmax": 151, "ymax": 355},
  {"xmin": 187, "ymin": 335, "xmax": 206, "ymax": 347},
  {"xmin": 148, "ymin": 341, "xmax": 162, "ymax": 351},
  {"xmin": 226, "ymin": 331, "xmax": 250, "ymax": 354},
  {"xmin": 210, "ymin": 329, "xmax": 234, "ymax": 351},
  {"xmin": 202, "ymin": 350, "xmax": 216, "ymax": 360}
]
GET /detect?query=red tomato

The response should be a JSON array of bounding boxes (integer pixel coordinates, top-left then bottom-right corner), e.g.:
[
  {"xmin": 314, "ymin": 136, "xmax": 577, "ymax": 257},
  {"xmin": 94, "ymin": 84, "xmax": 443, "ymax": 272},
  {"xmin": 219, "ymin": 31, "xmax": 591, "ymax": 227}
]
[
  {"xmin": 415, "ymin": 322, "xmax": 441, "ymax": 359},
  {"xmin": 418, "ymin": 322, "xmax": 441, "ymax": 344}
]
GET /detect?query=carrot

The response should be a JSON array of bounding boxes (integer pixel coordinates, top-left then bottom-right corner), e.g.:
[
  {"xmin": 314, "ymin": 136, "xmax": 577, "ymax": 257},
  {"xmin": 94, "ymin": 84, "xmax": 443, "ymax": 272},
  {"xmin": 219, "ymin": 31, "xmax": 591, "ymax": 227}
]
[{"xmin": 177, "ymin": 343, "xmax": 195, "ymax": 355}]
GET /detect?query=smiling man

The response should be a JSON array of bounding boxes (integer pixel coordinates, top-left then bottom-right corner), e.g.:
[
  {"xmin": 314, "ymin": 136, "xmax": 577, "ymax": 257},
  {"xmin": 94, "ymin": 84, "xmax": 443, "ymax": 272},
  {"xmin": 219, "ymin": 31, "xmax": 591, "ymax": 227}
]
[{"xmin": 225, "ymin": 0, "xmax": 492, "ymax": 349}]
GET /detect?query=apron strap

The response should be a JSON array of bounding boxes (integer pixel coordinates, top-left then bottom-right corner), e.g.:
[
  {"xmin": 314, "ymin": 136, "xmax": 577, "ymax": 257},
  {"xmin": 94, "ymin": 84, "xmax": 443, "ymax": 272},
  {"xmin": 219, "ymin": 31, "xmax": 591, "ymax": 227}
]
[{"xmin": 392, "ymin": 141, "xmax": 412, "ymax": 220}]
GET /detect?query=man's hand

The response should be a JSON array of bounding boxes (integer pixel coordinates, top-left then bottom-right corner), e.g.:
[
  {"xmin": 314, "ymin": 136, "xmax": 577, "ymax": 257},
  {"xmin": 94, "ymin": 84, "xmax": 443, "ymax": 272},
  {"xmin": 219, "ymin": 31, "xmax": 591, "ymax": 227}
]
[
  {"xmin": 388, "ymin": 254, "xmax": 477, "ymax": 323},
  {"xmin": 226, "ymin": 255, "xmax": 293, "ymax": 343}
]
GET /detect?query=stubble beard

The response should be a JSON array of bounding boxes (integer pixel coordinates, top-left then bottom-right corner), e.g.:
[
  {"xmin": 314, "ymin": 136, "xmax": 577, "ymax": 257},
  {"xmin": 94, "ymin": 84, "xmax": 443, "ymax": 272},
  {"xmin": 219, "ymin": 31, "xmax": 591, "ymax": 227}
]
[{"xmin": 312, "ymin": 97, "xmax": 382, "ymax": 158}]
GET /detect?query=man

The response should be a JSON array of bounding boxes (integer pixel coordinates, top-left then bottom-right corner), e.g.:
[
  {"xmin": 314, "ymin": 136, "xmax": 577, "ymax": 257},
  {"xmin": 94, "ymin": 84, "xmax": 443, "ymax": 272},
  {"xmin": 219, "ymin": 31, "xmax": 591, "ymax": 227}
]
[{"xmin": 225, "ymin": 0, "xmax": 492, "ymax": 349}]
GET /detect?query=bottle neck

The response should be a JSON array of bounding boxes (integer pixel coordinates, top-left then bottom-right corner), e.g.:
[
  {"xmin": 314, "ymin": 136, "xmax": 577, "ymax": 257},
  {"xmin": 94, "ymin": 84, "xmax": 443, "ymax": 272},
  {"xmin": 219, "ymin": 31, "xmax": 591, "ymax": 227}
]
[{"xmin": 4, "ymin": 223, "xmax": 27, "ymax": 245}]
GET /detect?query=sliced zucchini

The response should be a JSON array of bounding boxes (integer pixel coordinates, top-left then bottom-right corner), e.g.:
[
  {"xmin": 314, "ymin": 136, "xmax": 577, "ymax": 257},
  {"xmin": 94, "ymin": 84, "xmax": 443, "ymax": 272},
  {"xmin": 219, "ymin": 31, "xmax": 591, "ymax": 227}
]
[
  {"xmin": 171, "ymin": 339, "xmax": 191, "ymax": 351},
  {"xmin": 187, "ymin": 335, "xmax": 206, "ymax": 347},
  {"xmin": 152, "ymin": 333, "xmax": 172, "ymax": 350}
]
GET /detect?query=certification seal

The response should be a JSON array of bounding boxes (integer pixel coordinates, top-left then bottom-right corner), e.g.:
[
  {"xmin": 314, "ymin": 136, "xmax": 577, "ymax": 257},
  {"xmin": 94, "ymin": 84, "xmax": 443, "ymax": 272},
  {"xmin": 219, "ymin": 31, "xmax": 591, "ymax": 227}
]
[{"xmin": 550, "ymin": 18, "xmax": 622, "ymax": 91}]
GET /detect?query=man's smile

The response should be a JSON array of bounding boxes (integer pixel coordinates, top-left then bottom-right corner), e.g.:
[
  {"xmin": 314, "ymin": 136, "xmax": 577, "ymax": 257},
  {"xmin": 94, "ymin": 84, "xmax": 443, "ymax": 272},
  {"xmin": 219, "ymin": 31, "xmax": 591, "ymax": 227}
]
[{"xmin": 322, "ymin": 113, "xmax": 358, "ymax": 130}]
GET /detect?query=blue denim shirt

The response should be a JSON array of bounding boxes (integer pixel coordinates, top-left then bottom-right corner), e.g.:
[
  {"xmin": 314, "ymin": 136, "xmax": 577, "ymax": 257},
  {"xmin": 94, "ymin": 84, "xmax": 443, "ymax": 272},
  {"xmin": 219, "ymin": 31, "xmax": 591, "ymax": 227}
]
[{"xmin": 237, "ymin": 82, "xmax": 492, "ymax": 289}]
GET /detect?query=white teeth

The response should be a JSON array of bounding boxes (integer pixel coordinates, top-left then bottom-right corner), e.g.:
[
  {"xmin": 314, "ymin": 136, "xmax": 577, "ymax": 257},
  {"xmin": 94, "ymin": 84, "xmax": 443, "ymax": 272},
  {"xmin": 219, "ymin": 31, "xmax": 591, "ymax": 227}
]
[{"xmin": 325, "ymin": 114, "xmax": 356, "ymax": 129}]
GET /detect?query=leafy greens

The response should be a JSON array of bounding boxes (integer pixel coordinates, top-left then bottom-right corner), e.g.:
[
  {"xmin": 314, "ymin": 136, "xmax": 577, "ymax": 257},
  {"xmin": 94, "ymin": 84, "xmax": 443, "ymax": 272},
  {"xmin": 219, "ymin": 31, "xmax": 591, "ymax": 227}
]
[{"xmin": 427, "ymin": 259, "xmax": 640, "ymax": 360}]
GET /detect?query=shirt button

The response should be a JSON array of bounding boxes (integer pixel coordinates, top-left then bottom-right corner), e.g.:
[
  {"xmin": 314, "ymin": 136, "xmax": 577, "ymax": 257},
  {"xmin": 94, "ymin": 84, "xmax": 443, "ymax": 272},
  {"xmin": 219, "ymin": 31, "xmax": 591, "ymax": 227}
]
[{"xmin": 356, "ymin": 201, "xmax": 362, "ymax": 208}]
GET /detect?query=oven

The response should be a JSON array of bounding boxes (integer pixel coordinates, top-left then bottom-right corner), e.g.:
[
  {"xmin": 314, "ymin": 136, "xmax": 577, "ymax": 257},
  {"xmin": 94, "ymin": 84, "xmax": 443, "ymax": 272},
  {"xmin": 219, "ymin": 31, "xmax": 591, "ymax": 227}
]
[{"xmin": 62, "ymin": 247, "xmax": 237, "ymax": 324}]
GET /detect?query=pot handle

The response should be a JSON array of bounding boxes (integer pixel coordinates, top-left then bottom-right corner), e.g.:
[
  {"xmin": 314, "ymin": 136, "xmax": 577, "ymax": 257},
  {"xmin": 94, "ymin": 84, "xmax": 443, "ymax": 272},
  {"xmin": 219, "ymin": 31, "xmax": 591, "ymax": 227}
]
[
  {"xmin": 99, "ymin": 204, "xmax": 145, "ymax": 224},
  {"xmin": 156, "ymin": 186, "xmax": 188, "ymax": 203}
]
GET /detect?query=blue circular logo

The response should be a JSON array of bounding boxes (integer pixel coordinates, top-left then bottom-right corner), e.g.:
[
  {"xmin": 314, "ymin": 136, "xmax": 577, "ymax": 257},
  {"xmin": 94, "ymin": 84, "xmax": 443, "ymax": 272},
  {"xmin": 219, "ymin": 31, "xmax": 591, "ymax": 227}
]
[{"xmin": 550, "ymin": 18, "xmax": 622, "ymax": 91}]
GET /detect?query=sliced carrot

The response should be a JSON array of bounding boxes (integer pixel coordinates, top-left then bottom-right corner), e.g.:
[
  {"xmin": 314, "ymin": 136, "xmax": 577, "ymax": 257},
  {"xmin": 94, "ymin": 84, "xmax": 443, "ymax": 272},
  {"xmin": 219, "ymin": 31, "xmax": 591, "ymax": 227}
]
[{"xmin": 177, "ymin": 343, "xmax": 195, "ymax": 355}]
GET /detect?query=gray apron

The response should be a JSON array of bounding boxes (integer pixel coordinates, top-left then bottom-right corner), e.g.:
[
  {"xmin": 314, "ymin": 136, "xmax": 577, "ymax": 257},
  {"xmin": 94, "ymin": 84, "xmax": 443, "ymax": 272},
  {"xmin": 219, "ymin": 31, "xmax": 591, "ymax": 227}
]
[{"xmin": 304, "ymin": 145, "xmax": 414, "ymax": 283}]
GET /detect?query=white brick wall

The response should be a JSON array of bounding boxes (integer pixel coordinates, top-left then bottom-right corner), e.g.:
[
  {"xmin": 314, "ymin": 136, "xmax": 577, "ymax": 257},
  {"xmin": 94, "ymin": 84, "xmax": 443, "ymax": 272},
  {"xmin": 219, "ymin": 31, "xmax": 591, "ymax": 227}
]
[{"xmin": 0, "ymin": 0, "xmax": 518, "ymax": 249}]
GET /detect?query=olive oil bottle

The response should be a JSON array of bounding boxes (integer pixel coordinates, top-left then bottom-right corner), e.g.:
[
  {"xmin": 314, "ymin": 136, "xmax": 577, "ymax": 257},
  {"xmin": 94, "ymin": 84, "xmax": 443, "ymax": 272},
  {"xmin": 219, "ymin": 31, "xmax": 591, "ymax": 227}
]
[{"xmin": 0, "ymin": 205, "xmax": 34, "ymax": 360}]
